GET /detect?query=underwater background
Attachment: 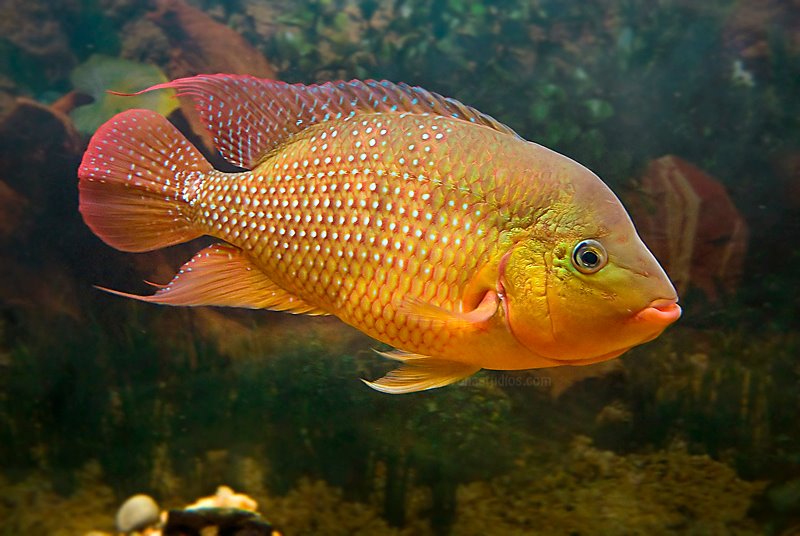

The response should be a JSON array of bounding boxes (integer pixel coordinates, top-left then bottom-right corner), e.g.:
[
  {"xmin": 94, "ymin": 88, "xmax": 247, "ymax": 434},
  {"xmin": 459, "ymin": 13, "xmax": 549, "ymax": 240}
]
[{"xmin": 0, "ymin": 0, "xmax": 799, "ymax": 534}]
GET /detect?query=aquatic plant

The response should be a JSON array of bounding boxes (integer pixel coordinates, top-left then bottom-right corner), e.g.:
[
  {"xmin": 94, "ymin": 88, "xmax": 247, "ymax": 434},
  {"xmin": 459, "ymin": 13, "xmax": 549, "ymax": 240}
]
[
  {"xmin": 452, "ymin": 435, "xmax": 765, "ymax": 535},
  {"xmin": 602, "ymin": 327, "xmax": 799, "ymax": 484},
  {"xmin": 193, "ymin": 339, "xmax": 522, "ymax": 532},
  {"xmin": 0, "ymin": 461, "xmax": 116, "ymax": 536},
  {"xmin": 68, "ymin": 55, "xmax": 177, "ymax": 134},
  {"xmin": 0, "ymin": 312, "xmax": 155, "ymax": 494}
]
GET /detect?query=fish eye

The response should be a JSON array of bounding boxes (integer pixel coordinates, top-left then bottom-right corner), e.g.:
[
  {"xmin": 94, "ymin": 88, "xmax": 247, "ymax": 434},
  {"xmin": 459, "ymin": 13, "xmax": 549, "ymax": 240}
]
[{"xmin": 571, "ymin": 239, "xmax": 607, "ymax": 274}]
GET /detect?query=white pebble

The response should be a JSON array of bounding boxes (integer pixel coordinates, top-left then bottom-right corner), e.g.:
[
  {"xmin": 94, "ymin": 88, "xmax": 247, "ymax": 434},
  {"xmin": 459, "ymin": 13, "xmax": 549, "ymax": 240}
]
[{"xmin": 116, "ymin": 494, "xmax": 160, "ymax": 532}]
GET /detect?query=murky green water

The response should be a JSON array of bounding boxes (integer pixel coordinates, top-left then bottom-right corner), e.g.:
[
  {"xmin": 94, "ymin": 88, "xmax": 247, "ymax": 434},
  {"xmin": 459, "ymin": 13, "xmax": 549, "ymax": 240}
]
[{"xmin": 1, "ymin": 1, "xmax": 798, "ymax": 534}]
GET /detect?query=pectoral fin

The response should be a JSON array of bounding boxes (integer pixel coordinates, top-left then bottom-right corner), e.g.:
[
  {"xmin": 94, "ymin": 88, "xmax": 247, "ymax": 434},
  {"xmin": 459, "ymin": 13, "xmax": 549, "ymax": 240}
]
[
  {"xmin": 398, "ymin": 290, "xmax": 500, "ymax": 330},
  {"xmin": 99, "ymin": 243, "xmax": 329, "ymax": 315},
  {"xmin": 362, "ymin": 350, "xmax": 480, "ymax": 394}
]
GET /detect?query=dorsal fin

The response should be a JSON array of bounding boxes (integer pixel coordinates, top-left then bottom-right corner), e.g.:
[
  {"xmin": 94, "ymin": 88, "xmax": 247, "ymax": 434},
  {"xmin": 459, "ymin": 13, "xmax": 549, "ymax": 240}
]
[{"xmin": 137, "ymin": 75, "xmax": 520, "ymax": 169}]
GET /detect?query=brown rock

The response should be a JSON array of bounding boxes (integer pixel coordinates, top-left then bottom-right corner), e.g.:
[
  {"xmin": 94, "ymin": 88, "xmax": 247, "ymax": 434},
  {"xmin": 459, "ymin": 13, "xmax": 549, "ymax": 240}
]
[
  {"xmin": 0, "ymin": 98, "xmax": 81, "ymax": 201},
  {"xmin": 0, "ymin": 97, "xmax": 88, "ymax": 322},
  {"xmin": 626, "ymin": 155, "xmax": 749, "ymax": 301},
  {"xmin": 773, "ymin": 151, "xmax": 800, "ymax": 209},
  {"xmin": 724, "ymin": 0, "xmax": 800, "ymax": 73},
  {"xmin": 0, "ymin": 0, "xmax": 77, "ymax": 83},
  {"xmin": 119, "ymin": 18, "xmax": 172, "ymax": 66},
  {"xmin": 149, "ymin": 0, "xmax": 276, "ymax": 79},
  {"xmin": 0, "ymin": 180, "xmax": 28, "ymax": 242},
  {"xmin": 50, "ymin": 90, "xmax": 93, "ymax": 116}
]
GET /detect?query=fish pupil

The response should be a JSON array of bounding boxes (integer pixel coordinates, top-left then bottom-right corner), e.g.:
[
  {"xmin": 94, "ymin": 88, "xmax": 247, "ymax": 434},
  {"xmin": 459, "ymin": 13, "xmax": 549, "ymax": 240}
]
[{"xmin": 581, "ymin": 250, "xmax": 599, "ymax": 266}]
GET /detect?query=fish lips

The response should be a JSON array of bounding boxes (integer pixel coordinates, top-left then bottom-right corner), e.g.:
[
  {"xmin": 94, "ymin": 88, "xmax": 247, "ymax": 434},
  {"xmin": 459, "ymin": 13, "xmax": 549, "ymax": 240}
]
[{"xmin": 633, "ymin": 298, "xmax": 682, "ymax": 325}]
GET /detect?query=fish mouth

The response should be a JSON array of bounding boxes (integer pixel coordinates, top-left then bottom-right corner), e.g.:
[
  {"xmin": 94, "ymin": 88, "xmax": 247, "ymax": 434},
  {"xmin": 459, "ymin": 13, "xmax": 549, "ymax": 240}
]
[{"xmin": 634, "ymin": 298, "xmax": 682, "ymax": 325}]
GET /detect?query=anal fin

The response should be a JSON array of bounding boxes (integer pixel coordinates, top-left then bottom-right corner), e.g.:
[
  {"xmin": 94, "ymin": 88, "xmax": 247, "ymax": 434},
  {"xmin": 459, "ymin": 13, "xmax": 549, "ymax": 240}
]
[
  {"xmin": 362, "ymin": 350, "xmax": 480, "ymax": 394},
  {"xmin": 100, "ymin": 243, "xmax": 329, "ymax": 315}
]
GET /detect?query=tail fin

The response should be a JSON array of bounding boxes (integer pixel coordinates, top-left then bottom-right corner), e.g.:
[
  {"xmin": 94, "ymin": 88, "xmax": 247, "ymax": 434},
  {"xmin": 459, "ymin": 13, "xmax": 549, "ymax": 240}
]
[{"xmin": 78, "ymin": 109, "xmax": 213, "ymax": 252}]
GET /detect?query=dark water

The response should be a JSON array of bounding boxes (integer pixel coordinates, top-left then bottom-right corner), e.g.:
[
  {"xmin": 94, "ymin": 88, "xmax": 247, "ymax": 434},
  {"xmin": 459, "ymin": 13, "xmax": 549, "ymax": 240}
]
[{"xmin": 1, "ymin": 0, "xmax": 798, "ymax": 534}]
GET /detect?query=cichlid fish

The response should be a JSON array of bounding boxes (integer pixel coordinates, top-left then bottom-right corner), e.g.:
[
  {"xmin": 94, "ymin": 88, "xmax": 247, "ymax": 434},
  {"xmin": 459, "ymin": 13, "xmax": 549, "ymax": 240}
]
[{"xmin": 78, "ymin": 76, "xmax": 681, "ymax": 394}]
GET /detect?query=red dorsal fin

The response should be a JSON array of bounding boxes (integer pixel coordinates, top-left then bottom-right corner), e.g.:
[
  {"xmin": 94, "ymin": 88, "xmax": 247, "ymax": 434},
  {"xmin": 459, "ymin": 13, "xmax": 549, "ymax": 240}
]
[
  {"xmin": 137, "ymin": 75, "xmax": 520, "ymax": 169},
  {"xmin": 100, "ymin": 243, "xmax": 329, "ymax": 315}
]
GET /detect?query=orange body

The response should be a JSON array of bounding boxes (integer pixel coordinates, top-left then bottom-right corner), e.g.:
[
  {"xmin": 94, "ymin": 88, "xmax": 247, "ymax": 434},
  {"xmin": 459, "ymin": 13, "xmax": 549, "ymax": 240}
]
[
  {"xmin": 194, "ymin": 112, "xmax": 563, "ymax": 369},
  {"xmin": 78, "ymin": 76, "xmax": 681, "ymax": 393}
]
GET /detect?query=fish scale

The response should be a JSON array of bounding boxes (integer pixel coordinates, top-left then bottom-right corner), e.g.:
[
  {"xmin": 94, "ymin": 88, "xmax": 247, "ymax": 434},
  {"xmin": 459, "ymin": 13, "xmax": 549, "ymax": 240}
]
[
  {"xmin": 78, "ymin": 75, "xmax": 681, "ymax": 394},
  {"xmin": 192, "ymin": 112, "xmax": 505, "ymax": 354}
]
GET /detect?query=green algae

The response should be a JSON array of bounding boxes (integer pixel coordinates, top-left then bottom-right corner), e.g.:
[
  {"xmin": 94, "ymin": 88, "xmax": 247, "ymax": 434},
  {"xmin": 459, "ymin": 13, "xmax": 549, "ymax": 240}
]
[{"xmin": 69, "ymin": 55, "xmax": 177, "ymax": 134}]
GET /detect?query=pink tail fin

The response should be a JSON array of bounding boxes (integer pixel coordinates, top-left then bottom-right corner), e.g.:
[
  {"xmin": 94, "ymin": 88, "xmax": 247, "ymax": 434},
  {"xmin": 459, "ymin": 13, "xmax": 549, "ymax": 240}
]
[{"xmin": 78, "ymin": 109, "xmax": 213, "ymax": 252}]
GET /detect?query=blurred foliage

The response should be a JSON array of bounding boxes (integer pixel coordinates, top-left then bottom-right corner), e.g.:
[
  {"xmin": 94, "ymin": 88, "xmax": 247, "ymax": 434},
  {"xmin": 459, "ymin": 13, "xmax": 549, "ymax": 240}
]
[
  {"xmin": 265, "ymin": 0, "xmax": 752, "ymax": 178},
  {"xmin": 0, "ymin": 312, "xmax": 521, "ymax": 533},
  {"xmin": 3, "ymin": 310, "xmax": 796, "ymax": 532}
]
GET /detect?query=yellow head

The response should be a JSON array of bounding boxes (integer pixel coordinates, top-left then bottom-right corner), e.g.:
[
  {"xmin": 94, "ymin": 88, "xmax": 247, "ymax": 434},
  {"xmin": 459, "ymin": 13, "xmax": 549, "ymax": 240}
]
[{"xmin": 500, "ymin": 153, "xmax": 681, "ymax": 365}]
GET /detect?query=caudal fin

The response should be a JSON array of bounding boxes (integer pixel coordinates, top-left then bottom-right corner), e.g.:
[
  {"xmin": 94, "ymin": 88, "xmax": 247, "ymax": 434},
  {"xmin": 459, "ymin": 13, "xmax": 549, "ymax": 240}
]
[{"xmin": 78, "ymin": 109, "xmax": 213, "ymax": 252}]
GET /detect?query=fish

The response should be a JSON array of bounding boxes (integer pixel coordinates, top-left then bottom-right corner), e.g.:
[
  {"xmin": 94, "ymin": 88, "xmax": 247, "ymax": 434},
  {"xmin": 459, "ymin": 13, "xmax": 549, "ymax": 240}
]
[{"xmin": 78, "ymin": 75, "xmax": 681, "ymax": 394}]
